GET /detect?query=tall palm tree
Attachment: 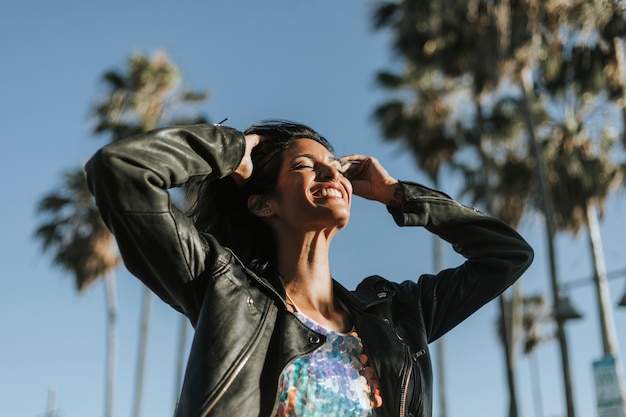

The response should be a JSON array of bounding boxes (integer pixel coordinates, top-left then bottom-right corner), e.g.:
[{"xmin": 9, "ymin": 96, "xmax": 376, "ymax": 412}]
[
  {"xmin": 525, "ymin": 0, "xmax": 626, "ymax": 408},
  {"xmin": 374, "ymin": 0, "xmax": 626, "ymax": 417},
  {"xmin": 90, "ymin": 50, "xmax": 209, "ymax": 417},
  {"xmin": 371, "ymin": 1, "xmax": 626, "ymax": 416},
  {"xmin": 371, "ymin": 2, "xmax": 533, "ymax": 415},
  {"xmin": 35, "ymin": 169, "xmax": 121, "ymax": 417},
  {"xmin": 537, "ymin": 88, "xmax": 626, "ymax": 406},
  {"xmin": 35, "ymin": 50, "xmax": 209, "ymax": 417}
]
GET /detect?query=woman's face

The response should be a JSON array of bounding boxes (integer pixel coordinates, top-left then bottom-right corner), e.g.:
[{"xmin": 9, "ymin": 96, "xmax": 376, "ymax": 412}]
[{"xmin": 268, "ymin": 138, "xmax": 352, "ymax": 232}]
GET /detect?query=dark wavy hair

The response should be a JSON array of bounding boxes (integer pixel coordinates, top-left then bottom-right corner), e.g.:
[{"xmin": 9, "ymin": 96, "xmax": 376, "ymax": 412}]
[{"xmin": 186, "ymin": 120, "xmax": 334, "ymax": 274}]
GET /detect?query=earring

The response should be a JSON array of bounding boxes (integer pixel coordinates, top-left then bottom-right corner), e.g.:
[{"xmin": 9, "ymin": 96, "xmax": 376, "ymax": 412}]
[{"xmin": 265, "ymin": 210, "xmax": 271, "ymax": 214}]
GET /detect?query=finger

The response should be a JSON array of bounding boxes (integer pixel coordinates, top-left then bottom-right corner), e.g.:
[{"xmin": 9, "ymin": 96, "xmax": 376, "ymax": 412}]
[
  {"xmin": 339, "ymin": 160, "xmax": 361, "ymax": 175},
  {"xmin": 339, "ymin": 154, "xmax": 367, "ymax": 164},
  {"xmin": 338, "ymin": 155, "xmax": 366, "ymax": 175},
  {"xmin": 345, "ymin": 161, "xmax": 372, "ymax": 181}
]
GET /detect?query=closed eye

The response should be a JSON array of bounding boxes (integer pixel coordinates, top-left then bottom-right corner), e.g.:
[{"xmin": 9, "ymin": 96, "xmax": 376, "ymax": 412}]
[
  {"xmin": 291, "ymin": 163, "xmax": 314, "ymax": 171},
  {"xmin": 290, "ymin": 155, "xmax": 346, "ymax": 173}
]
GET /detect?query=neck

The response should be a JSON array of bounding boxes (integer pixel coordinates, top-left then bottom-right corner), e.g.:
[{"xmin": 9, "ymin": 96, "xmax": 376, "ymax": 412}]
[
  {"xmin": 274, "ymin": 226, "xmax": 351, "ymax": 333},
  {"xmin": 277, "ymin": 230, "xmax": 333, "ymax": 305}
]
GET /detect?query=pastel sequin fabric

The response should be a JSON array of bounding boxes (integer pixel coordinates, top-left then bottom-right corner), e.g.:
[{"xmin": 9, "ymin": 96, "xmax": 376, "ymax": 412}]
[{"xmin": 275, "ymin": 310, "xmax": 384, "ymax": 416}]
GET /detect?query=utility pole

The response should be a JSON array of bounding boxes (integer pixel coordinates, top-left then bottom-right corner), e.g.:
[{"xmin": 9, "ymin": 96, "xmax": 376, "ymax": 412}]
[
  {"xmin": 586, "ymin": 203, "xmax": 626, "ymax": 414},
  {"xmin": 586, "ymin": 204, "xmax": 622, "ymax": 358}
]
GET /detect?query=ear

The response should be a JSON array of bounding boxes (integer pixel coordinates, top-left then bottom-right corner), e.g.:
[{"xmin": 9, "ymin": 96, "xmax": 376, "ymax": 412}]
[{"xmin": 247, "ymin": 194, "xmax": 275, "ymax": 218}]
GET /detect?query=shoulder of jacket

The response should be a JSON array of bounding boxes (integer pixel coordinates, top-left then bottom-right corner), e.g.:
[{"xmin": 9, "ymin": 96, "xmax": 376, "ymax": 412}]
[
  {"xmin": 356, "ymin": 275, "xmax": 393, "ymax": 293},
  {"xmin": 349, "ymin": 275, "xmax": 400, "ymax": 306},
  {"xmin": 198, "ymin": 232, "xmax": 235, "ymax": 270}
]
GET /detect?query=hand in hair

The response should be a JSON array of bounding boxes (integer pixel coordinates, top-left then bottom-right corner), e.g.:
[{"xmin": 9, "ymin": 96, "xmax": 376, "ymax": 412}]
[{"xmin": 231, "ymin": 134, "xmax": 264, "ymax": 187}]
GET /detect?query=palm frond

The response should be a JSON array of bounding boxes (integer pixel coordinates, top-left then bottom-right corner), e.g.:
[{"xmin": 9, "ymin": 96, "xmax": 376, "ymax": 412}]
[
  {"xmin": 34, "ymin": 167, "xmax": 120, "ymax": 292},
  {"xmin": 102, "ymin": 71, "xmax": 128, "ymax": 90},
  {"xmin": 372, "ymin": 100, "xmax": 407, "ymax": 140},
  {"xmin": 375, "ymin": 71, "xmax": 405, "ymax": 89},
  {"xmin": 180, "ymin": 90, "xmax": 209, "ymax": 103},
  {"xmin": 372, "ymin": 1, "xmax": 400, "ymax": 30}
]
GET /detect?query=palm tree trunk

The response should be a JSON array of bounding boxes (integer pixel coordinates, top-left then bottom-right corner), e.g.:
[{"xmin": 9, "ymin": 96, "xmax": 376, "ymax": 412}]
[
  {"xmin": 132, "ymin": 287, "xmax": 152, "ymax": 417},
  {"xmin": 529, "ymin": 351, "xmax": 544, "ymax": 417},
  {"xmin": 173, "ymin": 314, "xmax": 189, "ymax": 412},
  {"xmin": 46, "ymin": 385, "xmax": 57, "ymax": 417},
  {"xmin": 521, "ymin": 66, "xmax": 577, "ymax": 417},
  {"xmin": 435, "ymin": 305, "xmax": 447, "ymax": 417},
  {"xmin": 103, "ymin": 271, "xmax": 117, "ymax": 417},
  {"xmin": 433, "ymin": 203, "xmax": 447, "ymax": 417},
  {"xmin": 472, "ymin": 92, "xmax": 519, "ymax": 417},
  {"xmin": 499, "ymin": 294, "xmax": 518, "ymax": 417}
]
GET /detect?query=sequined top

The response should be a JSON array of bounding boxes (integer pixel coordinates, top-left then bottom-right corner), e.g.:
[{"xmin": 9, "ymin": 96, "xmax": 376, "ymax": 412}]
[{"xmin": 274, "ymin": 309, "xmax": 384, "ymax": 417}]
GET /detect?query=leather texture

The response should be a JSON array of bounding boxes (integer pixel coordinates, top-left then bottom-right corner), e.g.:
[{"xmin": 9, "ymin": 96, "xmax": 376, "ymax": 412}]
[{"xmin": 86, "ymin": 124, "xmax": 533, "ymax": 417}]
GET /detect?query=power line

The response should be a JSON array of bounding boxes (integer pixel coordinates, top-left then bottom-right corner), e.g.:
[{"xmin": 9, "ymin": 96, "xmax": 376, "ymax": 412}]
[{"xmin": 560, "ymin": 267, "xmax": 626, "ymax": 291}]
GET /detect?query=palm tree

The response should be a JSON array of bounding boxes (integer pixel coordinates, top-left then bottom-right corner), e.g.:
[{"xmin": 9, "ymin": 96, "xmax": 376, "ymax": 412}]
[
  {"xmin": 35, "ymin": 169, "xmax": 121, "ymax": 417},
  {"xmin": 371, "ymin": 2, "xmax": 532, "ymax": 415},
  {"xmin": 90, "ymin": 50, "xmax": 209, "ymax": 417},
  {"xmin": 523, "ymin": 1, "xmax": 626, "ymax": 408},
  {"xmin": 537, "ymin": 88, "xmax": 626, "ymax": 405},
  {"xmin": 371, "ymin": 1, "xmax": 626, "ymax": 416},
  {"xmin": 35, "ymin": 50, "xmax": 209, "ymax": 417}
]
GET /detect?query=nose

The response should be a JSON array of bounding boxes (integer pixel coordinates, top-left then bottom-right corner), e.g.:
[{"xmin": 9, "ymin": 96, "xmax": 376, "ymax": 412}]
[{"xmin": 318, "ymin": 162, "xmax": 341, "ymax": 181}]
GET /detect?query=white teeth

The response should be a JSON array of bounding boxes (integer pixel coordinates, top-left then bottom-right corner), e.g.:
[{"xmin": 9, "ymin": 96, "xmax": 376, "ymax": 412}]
[{"xmin": 320, "ymin": 188, "xmax": 342, "ymax": 198}]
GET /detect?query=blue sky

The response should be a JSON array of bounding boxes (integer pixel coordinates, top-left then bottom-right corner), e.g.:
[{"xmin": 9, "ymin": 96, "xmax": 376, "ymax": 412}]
[{"xmin": 1, "ymin": 2, "xmax": 625, "ymax": 417}]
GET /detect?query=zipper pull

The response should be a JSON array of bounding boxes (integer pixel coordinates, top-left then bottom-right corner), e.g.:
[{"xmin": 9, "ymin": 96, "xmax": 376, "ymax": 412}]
[{"xmin": 412, "ymin": 349, "xmax": 426, "ymax": 360}]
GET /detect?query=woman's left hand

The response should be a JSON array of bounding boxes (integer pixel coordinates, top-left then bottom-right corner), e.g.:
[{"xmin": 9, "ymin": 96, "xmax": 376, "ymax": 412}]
[{"xmin": 340, "ymin": 155, "xmax": 403, "ymax": 208}]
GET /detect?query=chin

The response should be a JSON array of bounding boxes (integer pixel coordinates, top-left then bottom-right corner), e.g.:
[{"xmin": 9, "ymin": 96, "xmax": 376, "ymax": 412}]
[
  {"xmin": 334, "ymin": 213, "xmax": 350, "ymax": 229},
  {"xmin": 336, "ymin": 220, "xmax": 349, "ymax": 230}
]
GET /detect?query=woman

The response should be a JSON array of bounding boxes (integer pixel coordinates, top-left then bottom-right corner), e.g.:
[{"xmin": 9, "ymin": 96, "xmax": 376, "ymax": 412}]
[{"xmin": 86, "ymin": 120, "xmax": 533, "ymax": 417}]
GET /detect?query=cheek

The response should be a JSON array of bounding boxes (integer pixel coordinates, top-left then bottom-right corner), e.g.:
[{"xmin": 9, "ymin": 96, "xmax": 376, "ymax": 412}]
[
  {"xmin": 273, "ymin": 178, "xmax": 310, "ymax": 208},
  {"xmin": 342, "ymin": 179, "xmax": 353, "ymax": 199}
]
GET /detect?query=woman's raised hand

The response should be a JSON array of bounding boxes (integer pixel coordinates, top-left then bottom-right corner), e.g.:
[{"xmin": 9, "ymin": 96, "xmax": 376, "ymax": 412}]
[
  {"xmin": 340, "ymin": 155, "xmax": 403, "ymax": 208},
  {"xmin": 231, "ymin": 134, "xmax": 263, "ymax": 187}
]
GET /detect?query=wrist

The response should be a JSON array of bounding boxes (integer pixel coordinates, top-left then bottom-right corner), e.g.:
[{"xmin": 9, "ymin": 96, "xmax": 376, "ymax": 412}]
[{"xmin": 380, "ymin": 180, "xmax": 403, "ymax": 208}]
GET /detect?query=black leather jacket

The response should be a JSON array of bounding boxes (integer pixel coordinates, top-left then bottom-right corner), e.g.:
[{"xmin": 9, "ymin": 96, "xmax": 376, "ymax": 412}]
[{"xmin": 85, "ymin": 124, "xmax": 533, "ymax": 417}]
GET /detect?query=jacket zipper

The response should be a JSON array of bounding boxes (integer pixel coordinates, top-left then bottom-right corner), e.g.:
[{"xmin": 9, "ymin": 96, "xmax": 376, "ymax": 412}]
[
  {"xmin": 199, "ymin": 297, "xmax": 273, "ymax": 416},
  {"xmin": 398, "ymin": 345, "xmax": 412, "ymax": 417},
  {"xmin": 398, "ymin": 347, "xmax": 426, "ymax": 417}
]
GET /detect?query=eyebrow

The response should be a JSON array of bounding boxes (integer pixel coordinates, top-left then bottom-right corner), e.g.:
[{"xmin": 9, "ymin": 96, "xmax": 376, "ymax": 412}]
[{"xmin": 291, "ymin": 153, "xmax": 340, "ymax": 163}]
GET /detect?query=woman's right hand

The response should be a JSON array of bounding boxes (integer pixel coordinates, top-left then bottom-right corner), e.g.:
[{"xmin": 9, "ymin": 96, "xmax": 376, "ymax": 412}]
[
  {"xmin": 340, "ymin": 154, "xmax": 402, "ymax": 208},
  {"xmin": 231, "ymin": 134, "xmax": 263, "ymax": 186}
]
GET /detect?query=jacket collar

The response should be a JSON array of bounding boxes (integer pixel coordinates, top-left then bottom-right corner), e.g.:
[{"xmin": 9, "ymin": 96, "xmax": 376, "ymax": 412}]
[{"xmin": 332, "ymin": 279, "xmax": 395, "ymax": 311}]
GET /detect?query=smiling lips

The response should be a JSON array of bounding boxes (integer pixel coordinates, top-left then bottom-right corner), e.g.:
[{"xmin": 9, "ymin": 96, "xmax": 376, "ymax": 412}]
[{"xmin": 313, "ymin": 186, "xmax": 343, "ymax": 198}]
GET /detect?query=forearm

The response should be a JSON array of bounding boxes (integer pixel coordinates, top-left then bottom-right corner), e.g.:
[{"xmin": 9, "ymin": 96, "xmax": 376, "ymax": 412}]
[
  {"xmin": 387, "ymin": 181, "xmax": 533, "ymax": 340},
  {"xmin": 388, "ymin": 181, "xmax": 534, "ymax": 280},
  {"xmin": 84, "ymin": 124, "xmax": 246, "ymax": 315},
  {"xmin": 85, "ymin": 124, "xmax": 245, "ymax": 215}
]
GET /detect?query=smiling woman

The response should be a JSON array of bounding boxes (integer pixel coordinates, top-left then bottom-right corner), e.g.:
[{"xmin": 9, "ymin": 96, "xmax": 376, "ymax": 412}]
[
  {"xmin": 85, "ymin": 119, "xmax": 534, "ymax": 417},
  {"xmin": 268, "ymin": 139, "xmax": 354, "ymax": 232}
]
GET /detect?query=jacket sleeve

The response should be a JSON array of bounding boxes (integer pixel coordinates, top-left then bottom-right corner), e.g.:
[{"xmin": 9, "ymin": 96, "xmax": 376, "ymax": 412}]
[
  {"xmin": 386, "ymin": 181, "xmax": 534, "ymax": 342},
  {"xmin": 84, "ymin": 124, "xmax": 246, "ymax": 318}
]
